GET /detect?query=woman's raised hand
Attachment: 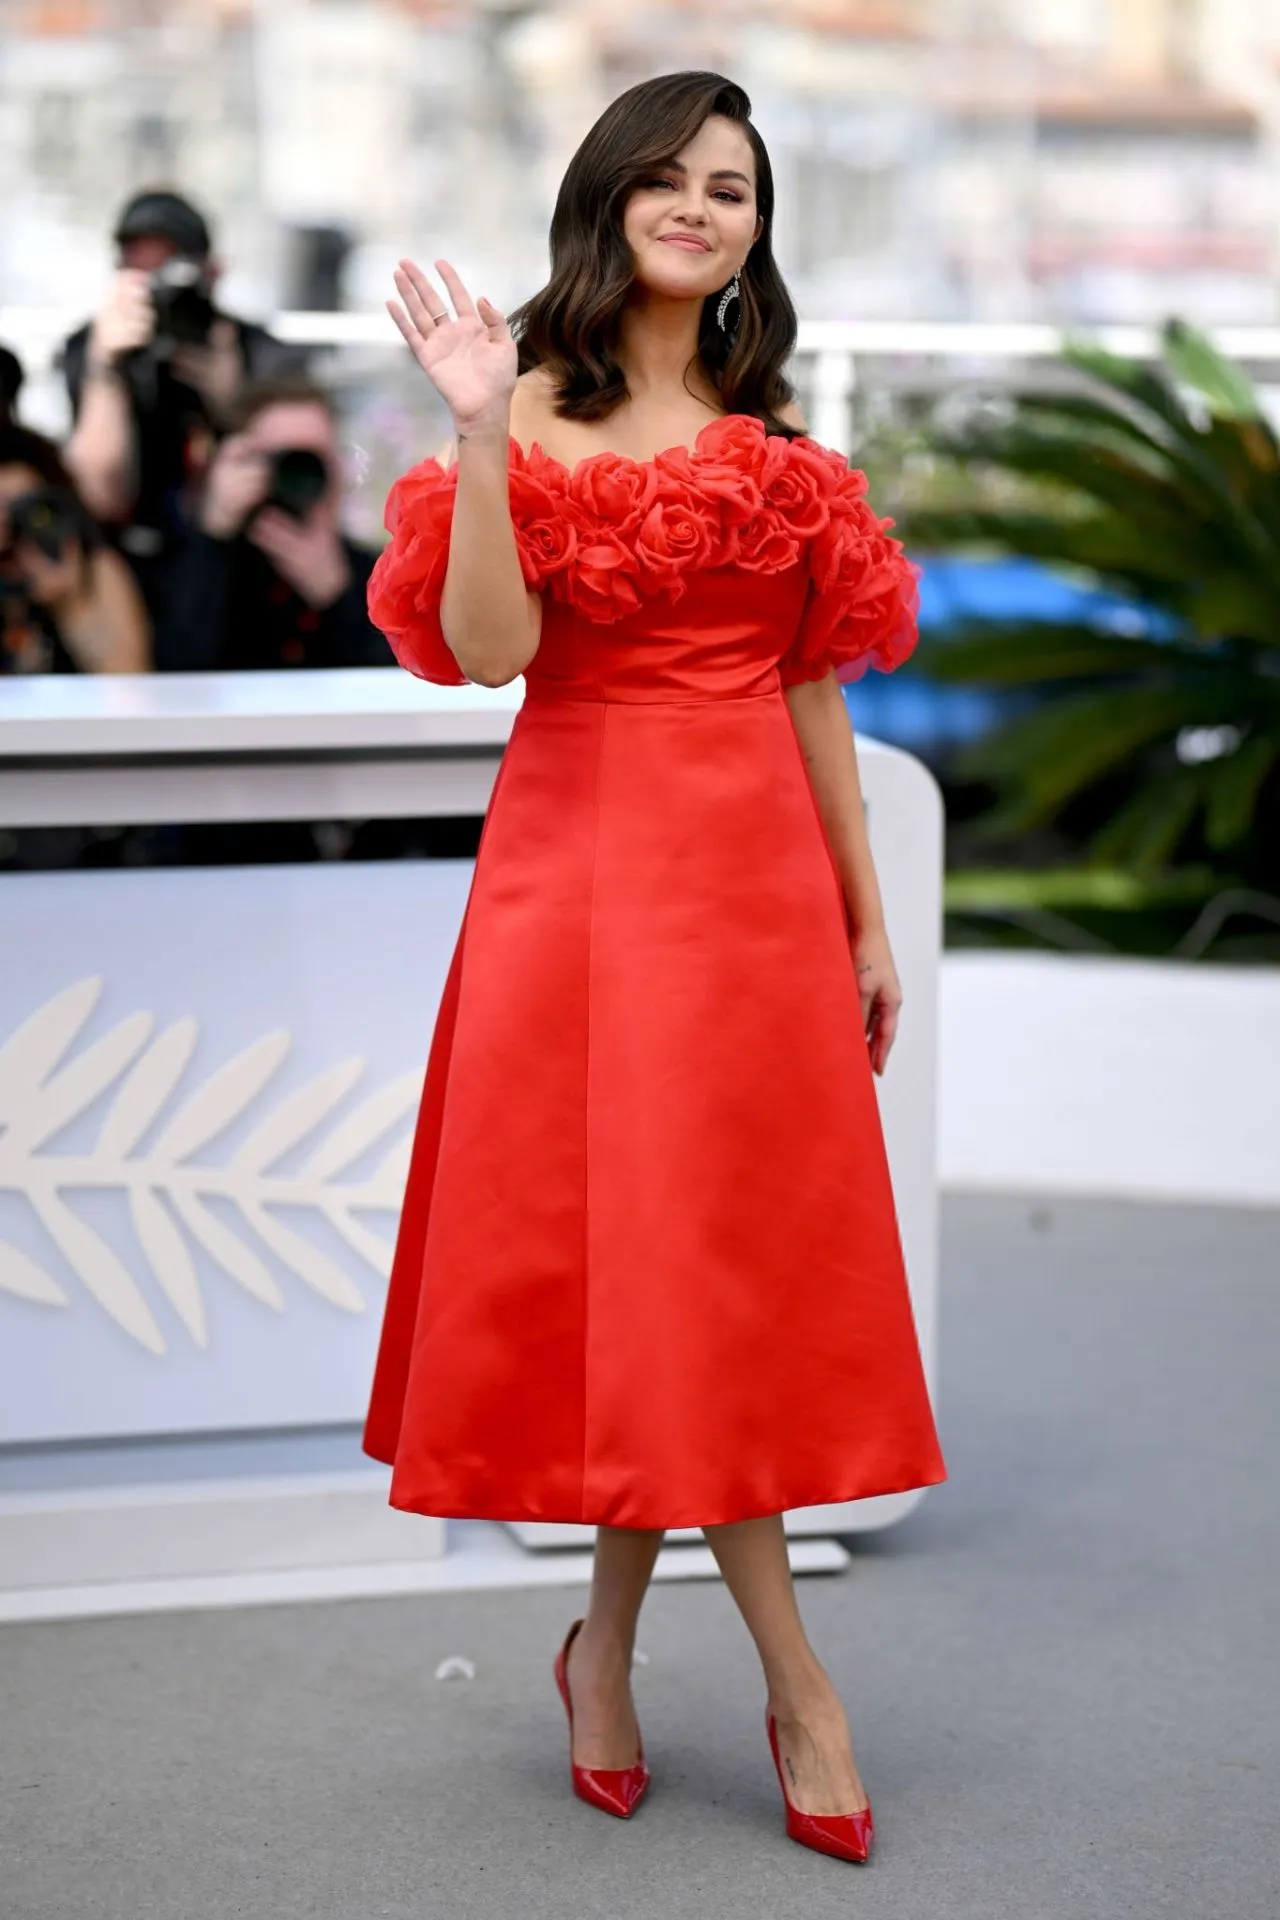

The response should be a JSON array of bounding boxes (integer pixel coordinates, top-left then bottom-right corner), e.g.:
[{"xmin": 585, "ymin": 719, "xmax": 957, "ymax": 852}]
[{"xmin": 388, "ymin": 258, "xmax": 516, "ymax": 434}]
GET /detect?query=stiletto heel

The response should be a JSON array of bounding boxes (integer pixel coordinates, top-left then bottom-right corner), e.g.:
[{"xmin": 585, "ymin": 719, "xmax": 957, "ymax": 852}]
[
  {"xmin": 553, "ymin": 1619, "xmax": 650, "ymax": 1818},
  {"xmin": 766, "ymin": 1711, "xmax": 874, "ymax": 1863}
]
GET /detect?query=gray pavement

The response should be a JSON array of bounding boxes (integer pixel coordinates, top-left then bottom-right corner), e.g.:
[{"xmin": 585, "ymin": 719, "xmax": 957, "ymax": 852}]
[{"xmin": 2, "ymin": 1194, "xmax": 1278, "ymax": 1920}]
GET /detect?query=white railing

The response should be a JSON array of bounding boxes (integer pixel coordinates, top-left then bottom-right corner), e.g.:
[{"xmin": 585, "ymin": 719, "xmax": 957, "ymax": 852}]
[{"xmin": 9, "ymin": 309, "xmax": 1280, "ymax": 450}]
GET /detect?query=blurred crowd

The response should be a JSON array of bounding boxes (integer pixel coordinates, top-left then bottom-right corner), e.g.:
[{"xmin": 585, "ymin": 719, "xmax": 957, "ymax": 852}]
[{"xmin": 0, "ymin": 188, "xmax": 393, "ymax": 680}]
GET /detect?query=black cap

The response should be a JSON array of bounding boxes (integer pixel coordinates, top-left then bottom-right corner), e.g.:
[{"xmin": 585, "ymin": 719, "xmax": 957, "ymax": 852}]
[
  {"xmin": 0, "ymin": 345, "xmax": 23, "ymax": 408},
  {"xmin": 113, "ymin": 189, "xmax": 212, "ymax": 259}
]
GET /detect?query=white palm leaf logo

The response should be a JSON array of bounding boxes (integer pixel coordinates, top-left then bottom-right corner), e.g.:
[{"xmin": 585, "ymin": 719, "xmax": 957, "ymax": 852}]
[{"xmin": 0, "ymin": 978, "xmax": 419, "ymax": 1354}]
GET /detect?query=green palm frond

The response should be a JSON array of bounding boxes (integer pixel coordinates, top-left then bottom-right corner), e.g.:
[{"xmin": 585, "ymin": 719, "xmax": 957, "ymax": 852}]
[
  {"xmin": 920, "ymin": 622, "xmax": 1180, "ymax": 685},
  {"xmin": 931, "ymin": 425, "xmax": 1221, "ymax": 539},
  {"xmin": 900, "ymin": 319, "xmax": 1280, "ymax": 949},
  {"xmin": 1011, "ymin": 388, "xmax": 1254, "ymax": 507},
  {"xmin": 1161, "ymin": 319, "xmax": 1264, "ymax": 422},
  {"xmin": 1204, "ymin": 735, "xmax": 1277, "ymax": 850},
  {"xmin": 1088, "ymin": 772, "xmax": 1206, "ymax": 870},
  {"xmin": 917, "ymin": 415, "xmax": 1280, "ymax": 610},
  {"xmin": 944, "ymin": 864, "xmax": 1224, "ymax": 912},
  {"xmin": 1182, "ymin": 574, "xmax": 1280, "ymax": 646},
  {"xmin": 1060, "ymin": 335, "xmax": 1217, "ymax": 452},
  {"xmin": 904, "ymin": 507, "xmax": 1209, "ymax": 594},
  {"xmin": 956, "ymin": 682, "xmax": 1233, "ymax": 826}
]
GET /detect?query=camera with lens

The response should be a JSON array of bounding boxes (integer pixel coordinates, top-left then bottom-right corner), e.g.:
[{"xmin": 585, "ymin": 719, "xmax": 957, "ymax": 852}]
[
  {"xmin": 262, "ymin": 448, "xmax": 330, "ymax": 522},
  {"xmin": 238, "ymin": 447, "xmax": 329, "ymax": 539},
  {"xmin": 149, "ymin": 257, "xmax": 217, "ymax": 351},
  {"xmin": 1, "ymin": 486, "xmax": 89, "ymax": 565}
]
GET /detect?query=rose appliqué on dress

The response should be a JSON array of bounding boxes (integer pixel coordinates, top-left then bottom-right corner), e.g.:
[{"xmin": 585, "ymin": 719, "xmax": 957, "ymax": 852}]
[{"xmin": 367, "ymin": 414, "xmax": 919, "ymax": 682}]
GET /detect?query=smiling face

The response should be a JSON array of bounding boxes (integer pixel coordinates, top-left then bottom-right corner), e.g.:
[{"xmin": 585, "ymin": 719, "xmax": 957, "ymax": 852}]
[{"xmin": 621, "ymin": 114, "xmax": 763, "ymax": 302}]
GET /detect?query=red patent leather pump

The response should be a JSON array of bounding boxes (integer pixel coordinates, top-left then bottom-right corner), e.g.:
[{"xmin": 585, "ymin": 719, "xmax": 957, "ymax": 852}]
[
  {"xmin": 766, "ymin": 1711, "xmax": 874, "ymax": 1863},
  {"xmin": 553, "ymin": 1619, "xmax": 650, "ymax": 1819}
]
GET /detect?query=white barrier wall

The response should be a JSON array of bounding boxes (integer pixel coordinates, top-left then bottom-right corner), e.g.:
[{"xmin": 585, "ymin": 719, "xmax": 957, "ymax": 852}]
[
  {"xmin": 0, "ymin": 863, "xmax": 470, "ymax": 1445},
  {"xmin": 0, "ymin": 673, "xmax": 944, "ymax": 1542},
  {"xmin": 938, "ymin": 952, "xmax": 1280, "ymax": 1209}
]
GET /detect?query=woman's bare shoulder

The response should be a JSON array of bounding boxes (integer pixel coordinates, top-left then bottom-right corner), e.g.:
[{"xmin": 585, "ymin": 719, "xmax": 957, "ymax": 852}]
[
  {"xmin": 515, "ymin": 364, "xmax": 558, "ymax": 399},
  {"xmin": 777, "ymin": 399, "xmax": 808, "ymax": 433},
  {"xmin": 510, "ymin": 366, "xmax": 559, "ymax": 447}
]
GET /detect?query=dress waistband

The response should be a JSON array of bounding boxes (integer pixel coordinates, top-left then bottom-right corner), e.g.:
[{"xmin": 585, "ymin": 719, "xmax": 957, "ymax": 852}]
[{"xmin": 520, "ymin": 682, "xmax": 785, "ymax": 709}]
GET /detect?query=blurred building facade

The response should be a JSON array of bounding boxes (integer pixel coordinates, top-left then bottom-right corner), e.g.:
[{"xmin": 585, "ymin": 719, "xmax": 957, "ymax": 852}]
[{"xmin": 0, "ymin": 0, "xmax": 1277, "ymax": 326}]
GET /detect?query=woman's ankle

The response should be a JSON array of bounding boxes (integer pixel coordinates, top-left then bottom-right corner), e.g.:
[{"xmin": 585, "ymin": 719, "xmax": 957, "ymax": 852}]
[
  {"xmin": 576, "ymin": 1614, "xmax": 636, "ymax": 1670},
  {"xmin": 766, "ymin": 1656, "xmax": 841, "ymax": 1721}
]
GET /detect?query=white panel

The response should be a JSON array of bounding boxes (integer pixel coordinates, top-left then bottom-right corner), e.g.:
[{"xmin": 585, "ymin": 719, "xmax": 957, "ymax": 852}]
[
  {"xmin": 0, "ymin": 1470, "xmax": 444, "ymax": 1589},
  {"xmin": 0, "ymin": 1526, "xmax": 849, "ymax": 1625},
  {"xmin": 0, "ymin": 862, "xmax": 471, "ymax": 1444},
  {"xmin": 939, "ymin": 952, "xmax": 1280, "ymax": 1207},
  {"xmin": 0, "ymin": 755, "xmax": 500, "ymax": 826},
  {"xmin": 0, "ymin": 667, "xmax": 521, "ymax": 758}
]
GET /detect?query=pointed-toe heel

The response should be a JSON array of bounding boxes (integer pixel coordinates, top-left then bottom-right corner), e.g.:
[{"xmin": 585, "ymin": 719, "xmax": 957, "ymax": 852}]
[
  {"xmin": 766, "ymin": 1711, "xmax": 874, "ymax": 1863},
  {"xmin": 554, "ymin": 1619, "xmax": 650, "ymax": 1819}
]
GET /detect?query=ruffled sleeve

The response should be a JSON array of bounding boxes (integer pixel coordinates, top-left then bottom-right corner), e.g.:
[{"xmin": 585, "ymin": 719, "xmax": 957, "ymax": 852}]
[
  {"xmin": 778, "ymin": 462, "xmax": 920, "ymax": 688},
  {"xmin": 367, "ymin": 443, "xmax": 583, "ymax": 682},
  {"xmin": 366, "ymin": 456, "xmax": 468, "ymax": 684}
]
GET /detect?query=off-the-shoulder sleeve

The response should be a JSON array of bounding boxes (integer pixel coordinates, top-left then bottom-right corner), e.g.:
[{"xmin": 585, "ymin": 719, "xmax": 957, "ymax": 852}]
[
  {"xmin": 778, "ymin": 465, "xmax": 920, "ymax": 688},
  {"xmin": 367, "ymin": 443, "xmax": 582, "ymax": 681},
  {"xmin": 366, "ymin": 457, "xmax": 468, "ymax": 684}
]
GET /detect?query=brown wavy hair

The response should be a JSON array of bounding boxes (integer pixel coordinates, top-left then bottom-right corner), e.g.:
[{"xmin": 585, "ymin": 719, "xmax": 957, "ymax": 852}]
[{"xmin": 511, "ymin": 72, "xmax": 799, "ymax": 437}]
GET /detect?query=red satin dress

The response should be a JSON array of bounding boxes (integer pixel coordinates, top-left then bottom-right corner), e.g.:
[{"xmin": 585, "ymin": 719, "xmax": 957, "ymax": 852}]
[{"xmin": 362, "ymin": 415, "xmax": 947, "ymax": 1528}]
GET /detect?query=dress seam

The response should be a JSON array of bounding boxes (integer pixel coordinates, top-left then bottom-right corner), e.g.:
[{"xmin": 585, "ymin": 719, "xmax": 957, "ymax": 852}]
[{"xmin": 581, "ymin": 701, "xmax": 606, "ymax": 1517}]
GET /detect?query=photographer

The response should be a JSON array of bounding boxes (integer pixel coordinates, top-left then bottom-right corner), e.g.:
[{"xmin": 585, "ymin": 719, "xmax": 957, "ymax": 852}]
[
  {"xmin": 158, "ymin": 378, "xmax": 391, "ymax": 672},
  {"xmin": 0, "ymin": 424, "xmax": 149, "ymax": 675},
  {"xmin": 0, "ymin": 346, "xmax": 23, "ymax": 427},
  {"xmin": 61, "ymin": 189, "xmax": 303, "ymax": 616}
]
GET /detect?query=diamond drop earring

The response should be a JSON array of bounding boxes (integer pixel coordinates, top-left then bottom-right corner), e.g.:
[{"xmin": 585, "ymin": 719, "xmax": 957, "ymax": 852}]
[{"xmin": 716, "ymin": 270, "xmax": 741, "ymax": 331}]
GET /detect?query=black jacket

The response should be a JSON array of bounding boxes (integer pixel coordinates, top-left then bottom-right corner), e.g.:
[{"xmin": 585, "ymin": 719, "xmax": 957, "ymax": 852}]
[
  {"xmin": 60, "ymin": 315, "xmax": 307, "ymax": 558},
  {"xmin": 154, "ymin": 528, "xmax": 393, "ymax": 673}
]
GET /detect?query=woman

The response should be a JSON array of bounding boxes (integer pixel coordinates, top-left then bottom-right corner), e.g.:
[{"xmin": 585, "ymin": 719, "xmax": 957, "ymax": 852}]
[
  {"xmin": 0, "ymin": 423, "xmax": 149, "ymax": 673},
  {"xmin": 363, "ymin": 71, "xmax": 946, "ymax": 1865}
]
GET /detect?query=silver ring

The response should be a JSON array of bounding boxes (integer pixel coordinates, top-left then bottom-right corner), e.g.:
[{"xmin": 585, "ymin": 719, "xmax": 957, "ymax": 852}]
[{"xmin": 428, "ymin": 310, "xmax": 448, "ymax": 323}]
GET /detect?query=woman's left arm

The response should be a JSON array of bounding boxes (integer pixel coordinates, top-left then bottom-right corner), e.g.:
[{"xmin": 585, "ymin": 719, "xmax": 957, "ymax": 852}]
[
  {"xmin": 784, "ymin": 669, "xmax": 901, "ymax": 1076},
  {"xmin": 53, "ymin": 547, "xmax": 152, "ymax": 674}
]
